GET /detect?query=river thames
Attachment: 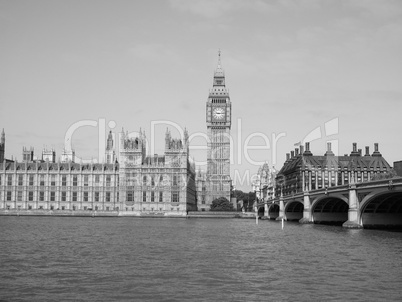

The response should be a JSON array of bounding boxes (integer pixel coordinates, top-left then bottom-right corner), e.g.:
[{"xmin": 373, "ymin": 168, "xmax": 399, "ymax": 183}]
[{"xmin": 0, "ymin": 217, "xmax": 401, "ymax": 301}]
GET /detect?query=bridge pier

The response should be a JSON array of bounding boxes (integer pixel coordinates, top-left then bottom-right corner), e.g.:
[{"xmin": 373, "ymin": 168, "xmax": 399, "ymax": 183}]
[
  {"xmin": 264, "ymin": 203, "xmax": 269, "ymax": 218},
  {"xmin": 276, "ymin": 194, "xmax": 285, "ymax": 221},
  {"xmin": 343, "ymin": 183, "xmax": 363, "ymax": 229},
  {"xmin": 299, "ymin": 191, "xmax": 312, "ymax": 224}
]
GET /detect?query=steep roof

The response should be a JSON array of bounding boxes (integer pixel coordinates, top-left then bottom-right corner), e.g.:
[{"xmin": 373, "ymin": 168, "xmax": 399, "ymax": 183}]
[{"xmin": 278, "ymin": 153, "xmax": 391, "ymax": 176}]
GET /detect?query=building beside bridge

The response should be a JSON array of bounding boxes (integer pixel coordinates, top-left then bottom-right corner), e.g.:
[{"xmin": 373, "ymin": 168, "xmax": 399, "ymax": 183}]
[
  {"xmin": 259, "ymin": 141, "xmax": 402, "ymax": 229},
  {"xmin": 275, "ymin": 142, "xmax": 393, "ymax": 197}
]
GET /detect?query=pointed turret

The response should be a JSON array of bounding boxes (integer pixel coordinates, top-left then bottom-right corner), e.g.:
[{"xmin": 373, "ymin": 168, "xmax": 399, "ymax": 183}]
[
  {"xmin": 0, "ymin": 128, "xmax": 4, "ymax": 163},
  {"xmin": 106, "ymin": 130, "xmax": 113, "ymax": 150},
  {"xmin": 183, "ymin": 127, "xmax": 189, "ymax": 151},
  {"xmin": 165, "ymin": 128, "xmax": 171, "ymax": 150},
  {"xmin": 105, "ymin": 130, "xmax": 115, "ymax": 164}
]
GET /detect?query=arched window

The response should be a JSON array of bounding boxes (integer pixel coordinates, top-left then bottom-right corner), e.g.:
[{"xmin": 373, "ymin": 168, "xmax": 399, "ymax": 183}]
[{"xmin": 143, "ymin": 175, "xmax": 147, "ymax": 185}]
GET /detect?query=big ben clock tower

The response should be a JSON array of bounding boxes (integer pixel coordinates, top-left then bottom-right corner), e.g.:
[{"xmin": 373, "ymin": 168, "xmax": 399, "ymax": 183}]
[{"xmin": 206, "ymin": 51, "xmax": 232, "ymax": 205}]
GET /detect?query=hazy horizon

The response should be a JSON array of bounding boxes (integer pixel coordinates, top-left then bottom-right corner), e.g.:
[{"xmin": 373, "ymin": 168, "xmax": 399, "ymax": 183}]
[{"xmin": 1, "ymin": 0, "xmax": 401, "ymax": 191}]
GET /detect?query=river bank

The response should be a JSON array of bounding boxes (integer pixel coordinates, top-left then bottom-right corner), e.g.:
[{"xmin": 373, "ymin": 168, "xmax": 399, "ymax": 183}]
[{"xmin": 0, "ymin": 209, "xmax": 257, "ymax": 218}]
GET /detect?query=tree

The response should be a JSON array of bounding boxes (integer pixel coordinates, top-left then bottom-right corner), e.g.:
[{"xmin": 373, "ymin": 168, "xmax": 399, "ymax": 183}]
[
  {"xmin": 230, "ymin": 190, "xmax": 244, "ymax": 211},
  {"xmin": 229, "ymin": 190, "xmax": 256, "ymax": 211},
  {"xmin": 210, "ymin": 197, "xmax": 234, "ymax": 211},
  {"xmin": 244, "ymin": 191, "xmax": 256, "ymax": 211},
  {"xmin": 231, "ymin": 189, "xmax": 244, "ymax": 199}
]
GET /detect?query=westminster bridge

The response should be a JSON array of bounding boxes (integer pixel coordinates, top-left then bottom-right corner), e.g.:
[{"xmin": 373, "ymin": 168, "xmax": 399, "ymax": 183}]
[{"xmin": 257, "ymin": 177, "xmax": 402, "ymax": 229}]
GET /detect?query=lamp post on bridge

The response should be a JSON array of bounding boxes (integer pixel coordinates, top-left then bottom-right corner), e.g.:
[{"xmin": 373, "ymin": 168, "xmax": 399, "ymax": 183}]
[
  {"xmin": 254, "ymin": 188, "xmax": 259, "ymax": 224},
  {"xmin": 253, "ymin": 188, "xmax": 258, "ymax": 212}
]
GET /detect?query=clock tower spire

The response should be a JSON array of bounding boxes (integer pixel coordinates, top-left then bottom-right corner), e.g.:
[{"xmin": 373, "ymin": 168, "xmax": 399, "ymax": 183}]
[
  {"xmin": 204, "ymin": 51, "xmax": 232, "ymax": 209},
  {"xmin": 213, "ymin": 49, "xmax": 225, "ymax": 87}
]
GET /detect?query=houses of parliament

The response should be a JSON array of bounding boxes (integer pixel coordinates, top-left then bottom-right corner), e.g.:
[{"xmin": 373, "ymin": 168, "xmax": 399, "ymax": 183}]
[{"xmin": 0, "ymin": 54, "xmax": 232, "ymax": 215}]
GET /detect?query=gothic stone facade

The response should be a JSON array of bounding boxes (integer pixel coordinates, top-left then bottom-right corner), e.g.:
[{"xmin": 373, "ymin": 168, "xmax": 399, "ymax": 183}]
[
  {"xmin": 118, "ymin": 128, "xmax": 196, "ymax": 214},
  {"xmin": 252, "ymin": 162, "xmax": 277, "ymax": 202},
  {"xmin": 0, "ymin": 161, "xmax": 120, "ymax": 212},
  {"xmin": 0, "ymin": 129, "xmax": 196, "ymax": 215}
]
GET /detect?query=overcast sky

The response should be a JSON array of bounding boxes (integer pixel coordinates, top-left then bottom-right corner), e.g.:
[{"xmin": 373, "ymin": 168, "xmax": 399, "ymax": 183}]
[{"xmin": 1, "ymin": 0, "xmax": 401, "ymax": 191}]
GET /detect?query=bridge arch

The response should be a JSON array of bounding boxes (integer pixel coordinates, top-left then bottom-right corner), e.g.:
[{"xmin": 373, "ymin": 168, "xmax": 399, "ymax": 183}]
[
  {"xmin": 257, "ymin": 205, "xmax": 265, "ymax": 217},
  {"xmin": 267, "ymin": 203, "xmax": 279, "ymax": 220},
  {"xmin": 311, "ymin": 195, "xmax": 349, "ymax": 225},
  {"xmin": 359, "ymin": 190, "xmax": 402, "ymax": 229},
  {"xmin": 285, "ymin": 200, "xmax": 304, "ymax": 221}
]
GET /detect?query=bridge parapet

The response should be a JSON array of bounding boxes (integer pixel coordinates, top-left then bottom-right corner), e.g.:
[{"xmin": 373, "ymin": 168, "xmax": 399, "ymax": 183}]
[
  {"xmin": 260, "ymin": 178, "xmax": 402, "ymax": 227},
  {"xmin": 308, "ymin": 186, "xmax": 348, "ymax": 198},
  {"xmin": 355, "ymin": 177, "xmax": 402, "ymax": 189},
  {"xmin": 278, "ymin": 178, "xmax": 402, "ymax": 198}
]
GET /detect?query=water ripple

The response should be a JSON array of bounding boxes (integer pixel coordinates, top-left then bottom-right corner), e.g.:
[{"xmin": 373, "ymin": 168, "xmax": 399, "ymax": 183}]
[{"xmin": 0, "ymin": 217, "xmax": 401, "ymax": 301}]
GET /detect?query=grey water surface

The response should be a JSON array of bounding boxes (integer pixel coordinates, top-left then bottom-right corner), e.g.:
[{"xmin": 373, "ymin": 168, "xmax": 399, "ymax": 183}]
[{"xmin": 0, "ymin": 217, "xmax": 401, "ymax": 301}]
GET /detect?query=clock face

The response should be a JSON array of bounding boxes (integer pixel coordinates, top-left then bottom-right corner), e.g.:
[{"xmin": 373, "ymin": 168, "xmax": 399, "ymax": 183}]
[{"xmin": 213, "ymin": 107, "xmax": 225, "ymax": 120}]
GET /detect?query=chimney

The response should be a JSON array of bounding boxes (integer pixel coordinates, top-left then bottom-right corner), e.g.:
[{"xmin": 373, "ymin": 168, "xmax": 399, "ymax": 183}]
[
  {"xmin": 394, "ymin": 161, "xmax": 402, "ymax": 177},
  {"xmin": 351, "ymin": 142, "xmax": 359, "ymax": 156},
  {"xmin": 300, "ymin": 145, "xmax": 304, "ymax": 154},
  {"xmin": 291, "ymin": 151, "xmax": 295, "ymax": 158},
  {"xmin": 295, "ymin": 148, "xmax": 299, "ymax": 156},
  {"xmin": 324, "ymin": 142, "xmax": 334, "ymax": 156},
  {"xmin": 365, "ymin": 146, "xmax": 370, "ymax": 156},
  {"xmin": 372, "ymin": 143, "xmax": 382, "ymax": 156},
  {"xmin": 358, "ymin": 149, "xmax": 362, "ymax": 156},
  {"xmin": 286, "ymin": 153, "xmax": 290, "ymax": 161},
  {"xmin": 303, "ymin": 142, "xmax": 312, "ymax": 156}
]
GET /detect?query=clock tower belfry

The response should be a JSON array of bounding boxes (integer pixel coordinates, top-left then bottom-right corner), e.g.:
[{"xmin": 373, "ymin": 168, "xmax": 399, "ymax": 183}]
[{"xmin": 206, "ymin": 51, "xmax": 232, "ymax": 206}]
